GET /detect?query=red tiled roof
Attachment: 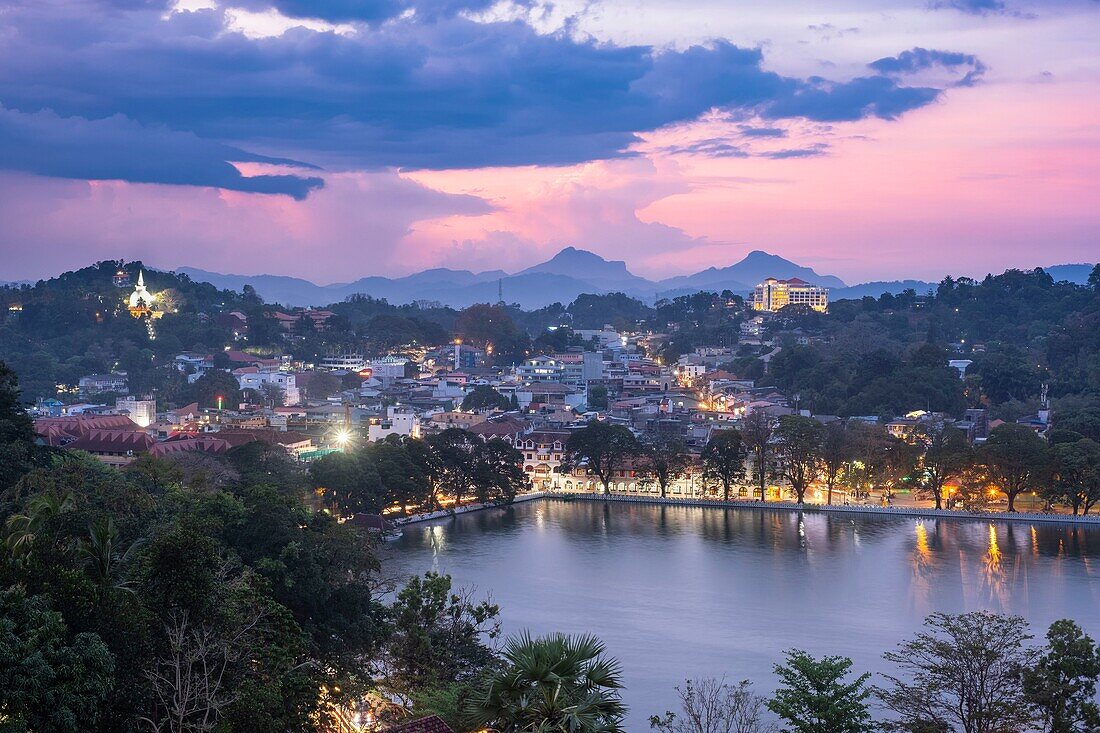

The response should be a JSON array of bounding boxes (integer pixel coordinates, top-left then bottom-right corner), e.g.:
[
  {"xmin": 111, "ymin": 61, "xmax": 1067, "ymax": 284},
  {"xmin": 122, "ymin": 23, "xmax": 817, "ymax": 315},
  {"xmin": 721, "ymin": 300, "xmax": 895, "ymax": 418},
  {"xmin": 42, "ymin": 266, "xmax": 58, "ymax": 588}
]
[
  {"xmin": 170, "ymin": 402, "xmax": 200, "ymax": 418},
  {"xmin": 149, "ymin": 437, "xmax": 230, "ymax": 457},
  {"xmin": 65, "ymin": 429, "xmax": 155, "ymax": 454},
  {"xmin": 386, "ymin": 716, "xmax": 454, "ymax": 733},
  {"xmin": 35, "ymin": 415, "xmax": 141, "ymax": 445}
]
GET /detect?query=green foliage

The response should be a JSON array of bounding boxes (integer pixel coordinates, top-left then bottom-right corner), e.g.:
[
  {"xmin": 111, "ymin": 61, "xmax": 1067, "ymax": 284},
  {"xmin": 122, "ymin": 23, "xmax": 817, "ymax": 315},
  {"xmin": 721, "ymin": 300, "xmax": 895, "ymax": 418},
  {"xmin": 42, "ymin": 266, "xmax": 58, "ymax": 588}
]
[
  {"xmin": 464, "ymin": 632, "xmax": 626, "ymax": 733},
  {"xmin": 0, "ymin": 587, "xmax": 115, "ymax": 733},
  {"xmin": 586, "ymin": 384, "xmax": 609, "ymax": 411},
  {"xmin": 1022, "ymin": 619, "xmax": 1100, "ymax": 733},
  {"xmin": 461, "ymin": 385, "xmax": 511, "ymax": 412},
  {"xmin": 186, "ymin": 368, "xmax": 242, "ymax": 409},
  {"xmin": 766, "ymin": 650, "xmax": 874, "ymax": 733},
  {"xmin": 767, "ymin": 344, "xmax": 966, "ymax": 418},
  {"xmin": 382, "ymin": 572, "xmax": 501, "ymax": 699},
  {"xmin": 912, "ymin": 422, "xmax": 972, "ymax": 509},
  {"xmin": 976, "ymin": 423, "xmax": 1050, "ymax": 511},
  {"xmin": 773, "ymin": 416, "xmax": 825, "ymax": 504},
  {"xmin": 878, "ymin": 611, "xmax": 1037, "ymax": 733},
  {"xmin": 637, "ymin": 435, "xmax": 691, "ymax": 498},
  {"xmin": 0, "ymin": 387, "xmax": 386, "ymax": 732},
  {"xmin": 0, "ymin": 361, "xmax": 39, "ymax": 493},
  {"xmin": 700, "ymin": 429, "xmax": 746, "ymax": 501},
  {"xmin": 564, "ymin": 420, "xmax": 641, "ymax": 495},
  {"xmin": 454, "ymin": 304, "xmax": 529, "ymax": 363},
  {"xmin": 568, "ymin": 293, "xmax": 653, "ymax": 331},
  {"xmin": 1045, "ymin": 439, "xmax": 1100, "ymax": 515}
]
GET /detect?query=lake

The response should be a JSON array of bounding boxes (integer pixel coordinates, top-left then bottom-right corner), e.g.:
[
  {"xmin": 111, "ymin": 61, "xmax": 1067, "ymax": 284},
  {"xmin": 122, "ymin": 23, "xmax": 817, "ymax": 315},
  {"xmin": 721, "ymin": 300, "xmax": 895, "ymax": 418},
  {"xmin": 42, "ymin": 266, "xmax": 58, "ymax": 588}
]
[{"xmin": 384, "ymin": 499, "xmax": 1100, "ymax": 729}]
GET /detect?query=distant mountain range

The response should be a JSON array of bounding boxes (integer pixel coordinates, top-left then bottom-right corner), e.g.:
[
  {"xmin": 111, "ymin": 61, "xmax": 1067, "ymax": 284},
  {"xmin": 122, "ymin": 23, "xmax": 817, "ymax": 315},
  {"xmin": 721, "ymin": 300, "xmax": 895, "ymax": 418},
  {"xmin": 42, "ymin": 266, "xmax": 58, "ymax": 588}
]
[{"xmin": 166, "ymin": 251, "xmax": 1090, "ymax": 309}]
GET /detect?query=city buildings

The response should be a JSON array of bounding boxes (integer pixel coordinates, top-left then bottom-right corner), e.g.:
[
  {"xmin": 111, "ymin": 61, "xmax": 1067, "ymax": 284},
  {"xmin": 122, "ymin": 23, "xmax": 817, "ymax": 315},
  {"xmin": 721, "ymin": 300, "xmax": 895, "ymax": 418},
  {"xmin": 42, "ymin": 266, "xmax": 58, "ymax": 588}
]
[{"xmin": 752, "ymin": 277, "xmax": 829, "ymax": 313}]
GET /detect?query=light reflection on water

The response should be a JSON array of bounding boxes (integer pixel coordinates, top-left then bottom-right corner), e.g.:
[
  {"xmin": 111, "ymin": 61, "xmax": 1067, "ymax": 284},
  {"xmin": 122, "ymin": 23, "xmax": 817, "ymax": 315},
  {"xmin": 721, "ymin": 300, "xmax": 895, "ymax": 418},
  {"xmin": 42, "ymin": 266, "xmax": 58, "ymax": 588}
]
[{"xmin": 385, "ymin": 501, "xmax": 1100, "ymax": 729}]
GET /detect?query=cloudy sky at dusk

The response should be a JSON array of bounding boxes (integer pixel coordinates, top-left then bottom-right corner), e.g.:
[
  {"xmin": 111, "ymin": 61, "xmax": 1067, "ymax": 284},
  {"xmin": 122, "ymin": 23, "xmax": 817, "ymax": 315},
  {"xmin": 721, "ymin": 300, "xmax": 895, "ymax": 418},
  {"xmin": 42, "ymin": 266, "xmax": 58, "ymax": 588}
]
[{"xmin": 0, "ymin": 0, "xmax": 1096, "ymax": 284}]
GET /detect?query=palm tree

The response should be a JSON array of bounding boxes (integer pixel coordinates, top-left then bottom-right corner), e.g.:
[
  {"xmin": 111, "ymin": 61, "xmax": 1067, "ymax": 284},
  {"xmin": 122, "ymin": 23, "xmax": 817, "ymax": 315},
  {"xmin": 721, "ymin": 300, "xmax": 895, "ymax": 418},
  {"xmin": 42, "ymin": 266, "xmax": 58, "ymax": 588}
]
[
  {"xmin": 76, "ymin": 517, "xmax": 143, "ymax": 597},
  {"xmin": 3, "ymin": 489, "xmax": 71, "ymax": 560},
  {"xmin": 464, "ymin": 632, "xmax": 627, "ymax": 733}
]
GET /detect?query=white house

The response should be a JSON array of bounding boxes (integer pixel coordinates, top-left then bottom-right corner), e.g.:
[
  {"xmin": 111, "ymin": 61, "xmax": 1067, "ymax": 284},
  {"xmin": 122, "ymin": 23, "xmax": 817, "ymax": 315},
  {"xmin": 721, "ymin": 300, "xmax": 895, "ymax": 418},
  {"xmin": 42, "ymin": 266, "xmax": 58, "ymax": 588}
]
[
  {"xmin": 235, "ymin": 370, "xmax": 301, "ymax": 405},
  {"xmin": 367, "ymin": 406, "xmax": 421, "ymax": 442}
]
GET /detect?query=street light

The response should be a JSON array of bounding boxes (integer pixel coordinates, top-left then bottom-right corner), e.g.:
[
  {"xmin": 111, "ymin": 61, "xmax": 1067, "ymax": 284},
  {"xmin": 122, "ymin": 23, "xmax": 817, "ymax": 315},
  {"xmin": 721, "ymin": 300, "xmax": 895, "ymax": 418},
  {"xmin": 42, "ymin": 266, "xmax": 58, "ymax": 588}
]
[{"xmin": 333, "ymin": 429, "xmax": 352, "ymax": 449}]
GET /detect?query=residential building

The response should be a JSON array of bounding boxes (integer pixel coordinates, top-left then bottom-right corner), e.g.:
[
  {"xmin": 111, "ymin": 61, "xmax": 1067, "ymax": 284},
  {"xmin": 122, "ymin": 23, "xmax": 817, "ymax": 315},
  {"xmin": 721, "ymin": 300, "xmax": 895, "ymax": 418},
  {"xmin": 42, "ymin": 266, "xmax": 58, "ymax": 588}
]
[
  {"xmin": 78, "ymin": 372, "xmax": 129, "ymax": 396},
  {"xmin": 573, "ymin": 328, "xmax": 624, "ymax": 347},
  {"xmin": 235, "ymin": 369, "xmax": 301, "ymax": 405},
  {"xmin": 431, "ymin": 411, "xmax": 488, "ymax": 430},
  {"xmin": 369, "ymin": 356, "xmax": 410, "ymax": 383},
  {"xmin": 319, "ymin": 354, "xmax": 367, "ymax": 371},
  {"xmin": 367, "ymin": 406, "xmax": 421, "ymax": 442},
  {"xmin": 512, "ymin": 430, "xmax": 569, "ymax": 491},
  {"xmin": 752, "ymin": 277, "xmax": 829, "ymax": 313},
  {"xmin": 516, "ymin": 355, "xmax": 566, "ymax": 383}
]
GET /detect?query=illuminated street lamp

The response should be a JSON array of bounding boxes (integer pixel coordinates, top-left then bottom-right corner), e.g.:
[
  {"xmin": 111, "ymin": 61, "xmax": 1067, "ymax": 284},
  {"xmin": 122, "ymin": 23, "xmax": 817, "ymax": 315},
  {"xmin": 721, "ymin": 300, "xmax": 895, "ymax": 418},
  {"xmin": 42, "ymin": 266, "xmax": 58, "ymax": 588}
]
[{"xmin": 333, "ymin": 429, "xmax": 352, "ymax": 450}]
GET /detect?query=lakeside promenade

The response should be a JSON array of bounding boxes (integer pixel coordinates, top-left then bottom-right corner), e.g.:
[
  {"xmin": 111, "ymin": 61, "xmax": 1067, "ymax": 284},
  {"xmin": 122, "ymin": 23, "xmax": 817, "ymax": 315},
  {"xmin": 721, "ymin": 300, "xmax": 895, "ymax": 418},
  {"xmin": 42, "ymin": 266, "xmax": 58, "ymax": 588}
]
[{"xmin": 394, "ymin": 490, "xmax": 1100, "ymax": 527}]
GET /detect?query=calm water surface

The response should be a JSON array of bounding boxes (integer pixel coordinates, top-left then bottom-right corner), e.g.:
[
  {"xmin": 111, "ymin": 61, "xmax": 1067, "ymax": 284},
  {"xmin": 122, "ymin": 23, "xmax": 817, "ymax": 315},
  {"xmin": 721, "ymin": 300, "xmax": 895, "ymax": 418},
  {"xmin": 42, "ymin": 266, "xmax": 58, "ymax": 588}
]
[{"xmin": 384, "ymin": 500, "xmax": 1100, "ymax": 729}]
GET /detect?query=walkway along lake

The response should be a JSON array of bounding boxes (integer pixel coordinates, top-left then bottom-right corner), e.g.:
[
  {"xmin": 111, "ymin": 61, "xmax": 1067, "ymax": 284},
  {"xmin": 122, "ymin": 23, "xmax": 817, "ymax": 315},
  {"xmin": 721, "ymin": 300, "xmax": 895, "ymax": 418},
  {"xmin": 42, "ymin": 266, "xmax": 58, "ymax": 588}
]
[{"xmin": 385, "ymin": 499, "xmax": 1100, "ymax": 729}]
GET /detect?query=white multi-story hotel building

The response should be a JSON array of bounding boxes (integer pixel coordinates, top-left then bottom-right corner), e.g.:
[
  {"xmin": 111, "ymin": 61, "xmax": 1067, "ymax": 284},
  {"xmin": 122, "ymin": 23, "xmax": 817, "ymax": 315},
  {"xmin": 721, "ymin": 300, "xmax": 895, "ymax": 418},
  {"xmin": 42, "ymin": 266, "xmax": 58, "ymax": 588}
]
[{"xmin": 752, "ymin": 277, "xmax": 829, "ymax": 313}]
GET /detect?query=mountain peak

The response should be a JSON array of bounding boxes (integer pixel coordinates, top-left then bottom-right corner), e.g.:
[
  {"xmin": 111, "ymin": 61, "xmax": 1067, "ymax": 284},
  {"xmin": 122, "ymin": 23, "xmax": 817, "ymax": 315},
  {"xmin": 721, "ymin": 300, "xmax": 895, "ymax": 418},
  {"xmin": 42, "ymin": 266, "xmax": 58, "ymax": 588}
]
[{"xmin": 519, "ymin": 247, "xmax": 629, "ymax": 276}]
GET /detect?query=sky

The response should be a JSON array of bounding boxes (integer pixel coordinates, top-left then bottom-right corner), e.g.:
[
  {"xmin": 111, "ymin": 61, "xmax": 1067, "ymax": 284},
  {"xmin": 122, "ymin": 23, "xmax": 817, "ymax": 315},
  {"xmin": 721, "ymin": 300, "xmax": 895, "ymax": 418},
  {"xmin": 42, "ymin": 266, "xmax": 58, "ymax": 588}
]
[{"xmin": 0, "ymin": 0, "xmax": 1097, "ymax": 285}]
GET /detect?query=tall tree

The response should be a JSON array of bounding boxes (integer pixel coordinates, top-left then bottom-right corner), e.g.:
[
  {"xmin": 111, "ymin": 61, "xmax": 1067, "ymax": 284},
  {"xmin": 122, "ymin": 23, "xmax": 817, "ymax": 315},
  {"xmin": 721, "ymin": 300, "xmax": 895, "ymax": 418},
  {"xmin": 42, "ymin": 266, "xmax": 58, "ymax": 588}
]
[
  {"xmin": 366, "ymin": 438, "xmax": 432, "ymax": 515},
  {"xmin": 1022, "ymin": 619, "xmax": 1100, "ymax": 733},
  {"xmin": 767, "ymin": 650, "xmax": 874, "ymax": 733},
  {"xmin": 877, "ymin": 611, "xmax": 1037, "ymax": 733},
  {"xmin": 564, "ymin": 420, "xmax": 640, "ymax": 496},
  {"xmin": 773, "ymin": 416, "xmax": 825, "ymax": 505},
  {"xmin": 381, "ymin": 573, "xmax": 500, "ymax": 706},
  {"xmin": 913, "ymin": 421, "xmax": 972, "ymax": 510},
  {"xmin": 701, "ymin": 429, "xmax": 746, "ymax": 502},
  {"xmin": 977, "ymin": 423, "xmax": 1050, "ymax": 512},
  {"xmin": 426, "ymin": 428, "xmax": 481, "ymax": 507},
  {"xmin": 461, "ymin": 385, "xmax": 510, "ymax": 412},
  {"xmin": 638, "ymin": 435, "xmax": 692, "ymax": 499},
  {"xmin": 473, "ymin": 438, "xmax": 529, "ymax": 504},
  {"xmin": 741, "ymin": 410, "xmax": 774, "ymax": 502},
  {"xmin": 818, "ymin": 422, "xmax": 852, "ymax": 506},
  {"xmin": 1044, "ymin": 439, "xmax": 1100, "ymax": 515},
  {"xmin": 464, "ymin": 632, "xmax": 626, "ymax": 733},
  {"xmin": 0, "ymin": 360, "xmax": 38, "ymax": 492}
]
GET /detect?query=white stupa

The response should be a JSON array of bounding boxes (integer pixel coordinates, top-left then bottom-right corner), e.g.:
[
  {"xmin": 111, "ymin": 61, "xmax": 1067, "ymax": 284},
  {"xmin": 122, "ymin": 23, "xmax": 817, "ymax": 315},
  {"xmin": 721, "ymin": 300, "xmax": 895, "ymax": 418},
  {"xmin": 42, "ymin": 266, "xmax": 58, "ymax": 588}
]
[{"xmin": 128, "ymin": 270, "xmax": 155, "ymax": 316}]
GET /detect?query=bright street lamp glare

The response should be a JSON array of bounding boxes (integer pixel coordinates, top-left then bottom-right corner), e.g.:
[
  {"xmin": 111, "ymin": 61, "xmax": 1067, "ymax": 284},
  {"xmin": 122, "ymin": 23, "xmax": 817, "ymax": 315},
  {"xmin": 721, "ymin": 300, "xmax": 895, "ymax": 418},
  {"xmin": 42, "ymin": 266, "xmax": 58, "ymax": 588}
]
[{"xmin": 334, "ymin": 429, "xmax": 352, "ymax": 447}]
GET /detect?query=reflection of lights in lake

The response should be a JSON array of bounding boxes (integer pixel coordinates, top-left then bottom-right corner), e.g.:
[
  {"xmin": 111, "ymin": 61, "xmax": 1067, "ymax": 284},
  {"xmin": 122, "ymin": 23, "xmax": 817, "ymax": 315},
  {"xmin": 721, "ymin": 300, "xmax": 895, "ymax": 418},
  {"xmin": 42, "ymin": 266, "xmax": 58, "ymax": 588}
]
[
  {"xmin": 982, "ymin": 523, "xmax": 1009, "ymax": 609},
  {"xmin": 915, "ymin": 522, "xmax": 930, "ymax": 560}
]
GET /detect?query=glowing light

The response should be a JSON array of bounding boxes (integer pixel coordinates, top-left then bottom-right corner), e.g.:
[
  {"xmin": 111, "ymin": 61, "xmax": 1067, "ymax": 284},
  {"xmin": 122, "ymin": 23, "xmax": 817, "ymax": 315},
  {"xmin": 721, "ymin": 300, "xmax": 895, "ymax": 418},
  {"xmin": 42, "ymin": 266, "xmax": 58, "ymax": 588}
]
[{"xmin": 333, "ymin": 429, "xmax": 352, "ymax": 448}]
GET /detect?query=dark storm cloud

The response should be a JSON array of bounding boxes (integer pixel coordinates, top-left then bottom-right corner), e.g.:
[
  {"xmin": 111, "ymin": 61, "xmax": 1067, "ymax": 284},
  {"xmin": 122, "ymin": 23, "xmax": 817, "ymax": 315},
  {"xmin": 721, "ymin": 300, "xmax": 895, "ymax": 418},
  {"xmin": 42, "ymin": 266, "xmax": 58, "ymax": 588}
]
[
  {"xmin": 0, "ymin": 106, "xmax": 323, "ymax": 198},
  {"xmin": 229, "ymin": 0, "xmax": 509, "ymax": 23},
  {"xmin": 930, "ymin": 0, "xmax": 1007, "ymax": 14},
  {"xmin": 0, "ymin": 1, "xmax": 980, "ymax": 194},
  {"xmin": 870, "ymin": 47, "xmax": 987, "ymax": 86},
  {"xmin": 763, "ymin": 76, "xmax": 941, "ymax": 122}
]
